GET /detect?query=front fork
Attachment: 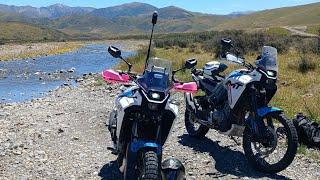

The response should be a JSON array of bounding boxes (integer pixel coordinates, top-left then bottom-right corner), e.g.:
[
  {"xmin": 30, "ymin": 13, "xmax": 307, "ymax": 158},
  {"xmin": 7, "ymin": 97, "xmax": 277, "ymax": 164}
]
[
  {"xmin": 125, "ymin": 120, "xmax": 162, "ymax": 171},
  {"xmin": 246, "ymin": 84, "xmax": 269, "ymax": 140}
]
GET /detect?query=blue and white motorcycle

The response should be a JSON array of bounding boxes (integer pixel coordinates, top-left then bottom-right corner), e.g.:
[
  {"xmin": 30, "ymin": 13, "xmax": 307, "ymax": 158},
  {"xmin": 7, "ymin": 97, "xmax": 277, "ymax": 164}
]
[
  {"xmin": 104, "ymin": 12, "xmax": 196, "ymax": 180},
  {"xmin": 184, "ymin": 38, "xmax": 298, "ymax": 173}
]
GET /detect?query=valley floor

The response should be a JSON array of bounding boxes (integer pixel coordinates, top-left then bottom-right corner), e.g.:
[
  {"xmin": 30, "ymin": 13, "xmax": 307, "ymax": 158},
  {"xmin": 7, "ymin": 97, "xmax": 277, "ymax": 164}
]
[
  {"xmin": 0, "ymin": 42, "xmax": 84, "ymax": 61},
  {"xmin": 0, "ymin": 40, "xmax": 147, "ymax": 61},
  {"xmin": 0, "ymin": 75, "xmax": 319, "ymax": 179}
]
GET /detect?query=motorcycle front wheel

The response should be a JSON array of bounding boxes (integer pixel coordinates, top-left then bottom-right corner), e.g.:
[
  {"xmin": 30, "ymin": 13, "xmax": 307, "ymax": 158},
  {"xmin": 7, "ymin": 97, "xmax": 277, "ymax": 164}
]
[
  {"xmin": 185, "ymin": 108, "xmax": 209, "ymax": 138},
  {"xmin": 243, "ymin": 113, "xmax": 298, "ymax": 173},
  {"xmin": 137, "ymin": 150, "xmax": 160, "ymax": 180}
]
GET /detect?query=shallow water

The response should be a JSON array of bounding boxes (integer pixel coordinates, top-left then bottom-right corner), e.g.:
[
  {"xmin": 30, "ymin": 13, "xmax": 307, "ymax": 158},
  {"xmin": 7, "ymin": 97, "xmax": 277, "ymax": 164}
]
[{"xmin": 0, "ymin": 44, "xmax": 133, "ymax": 103}]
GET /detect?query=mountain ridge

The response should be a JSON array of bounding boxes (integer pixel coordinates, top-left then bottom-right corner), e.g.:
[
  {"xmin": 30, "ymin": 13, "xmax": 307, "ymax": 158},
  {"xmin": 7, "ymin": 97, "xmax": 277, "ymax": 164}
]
[{"xmin": 0, "ymin": 2, "xmax": 319, "ymax": 39}]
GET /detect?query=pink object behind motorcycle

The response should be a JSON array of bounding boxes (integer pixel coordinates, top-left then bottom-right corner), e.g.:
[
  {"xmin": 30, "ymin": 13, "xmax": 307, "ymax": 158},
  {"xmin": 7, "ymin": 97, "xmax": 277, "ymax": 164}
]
[
  {"xmin": 102, "ymin": 69, "xmax": 130, "ymax": 84},
  {"xmin": 173, "ymin": 82, "xmax": 198, "ymax": 93}
]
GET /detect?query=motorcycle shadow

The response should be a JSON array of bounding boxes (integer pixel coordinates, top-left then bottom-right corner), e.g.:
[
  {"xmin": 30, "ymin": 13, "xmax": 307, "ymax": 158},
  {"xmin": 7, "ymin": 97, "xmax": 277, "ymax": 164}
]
[
  {"xmin": 178, "ymin": 134, "xmax": 290, "ymax": 179},
  {"xmin": 99, "ymin": 160, "xmax": 123, "ymax": 180}
]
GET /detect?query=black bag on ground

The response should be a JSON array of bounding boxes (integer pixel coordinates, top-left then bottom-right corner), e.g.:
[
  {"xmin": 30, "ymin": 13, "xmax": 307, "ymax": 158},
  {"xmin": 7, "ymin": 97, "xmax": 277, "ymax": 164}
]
[{"xmin": 293, "ymin": 113, "xmax": 320, "ymax": 149}]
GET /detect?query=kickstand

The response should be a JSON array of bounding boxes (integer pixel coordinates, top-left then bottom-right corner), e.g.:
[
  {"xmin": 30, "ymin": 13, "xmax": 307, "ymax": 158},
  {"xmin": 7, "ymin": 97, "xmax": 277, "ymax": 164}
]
[
  {"xmin": 107, "ymin": 142, "xmax": 119, "ymax": 155},
  {"xmin": 230, "ymin": 136, "xmax": 241, "ymax": 146},
  {"xmin": 107, "ymin": 146, "xmax": 118, "ymax": 155}
]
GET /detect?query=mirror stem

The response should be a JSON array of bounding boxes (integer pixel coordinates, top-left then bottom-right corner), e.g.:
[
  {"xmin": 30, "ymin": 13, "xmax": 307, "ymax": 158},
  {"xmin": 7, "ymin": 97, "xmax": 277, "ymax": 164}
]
[
  {"xmin": 172, "ymin": 67, "xmax": 186, "ymax": 83},
  {"xmin": 120, "ymin": 56, "xmax": 132, "ymax": 72}
]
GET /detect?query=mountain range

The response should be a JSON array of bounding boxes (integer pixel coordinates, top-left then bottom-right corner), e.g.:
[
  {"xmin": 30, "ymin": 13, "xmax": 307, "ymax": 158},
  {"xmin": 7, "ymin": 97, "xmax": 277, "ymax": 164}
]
[
  {"xmin": 0, "ymin": 2, "xmax": 319, "ymax": 41},
  {"xmin": 0, "ymin": 4, "xmax": 94, "ymax": 19}
]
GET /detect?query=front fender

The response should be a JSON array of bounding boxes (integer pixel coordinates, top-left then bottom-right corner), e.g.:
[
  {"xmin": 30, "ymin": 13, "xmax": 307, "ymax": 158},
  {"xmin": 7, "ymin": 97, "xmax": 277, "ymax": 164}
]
[
  {"xmin": 130, "ymin": 140, "xmax": 161, "ymax": 155},
  {"xmin": 257, "ymin": 107, "xmax": 283, "ymax": 117}
]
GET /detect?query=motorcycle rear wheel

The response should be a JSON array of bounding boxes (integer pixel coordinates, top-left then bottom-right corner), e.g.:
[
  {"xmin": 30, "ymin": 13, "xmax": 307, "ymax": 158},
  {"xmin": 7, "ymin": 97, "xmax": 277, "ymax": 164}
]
[{"xmin": 243, "ymin": 113, "xmax": 298, "ymax": 173}]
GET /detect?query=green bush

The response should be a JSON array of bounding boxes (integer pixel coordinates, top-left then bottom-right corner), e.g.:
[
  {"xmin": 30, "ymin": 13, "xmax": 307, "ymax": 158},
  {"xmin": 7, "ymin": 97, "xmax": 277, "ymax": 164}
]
[
  {"xmin": 153, "ymin": 30, "xmax": 316, "ymax": 55},
  {"xmin": 298, "ymin": 55, "xmax": 317, "ymax": 73}
]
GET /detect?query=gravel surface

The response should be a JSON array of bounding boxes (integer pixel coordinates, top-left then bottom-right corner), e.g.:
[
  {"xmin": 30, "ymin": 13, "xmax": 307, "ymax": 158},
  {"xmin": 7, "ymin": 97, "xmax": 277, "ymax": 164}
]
[{"xmin": 0, "ymin": 76, "xmax": 319, "ymax": 179}]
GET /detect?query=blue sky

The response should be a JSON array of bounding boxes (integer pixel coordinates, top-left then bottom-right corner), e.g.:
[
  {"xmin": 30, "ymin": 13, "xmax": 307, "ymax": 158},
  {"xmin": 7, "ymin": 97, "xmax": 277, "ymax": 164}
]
[{"xmin": 2, "ymin": 0, "xmax": 319, "ymax": 14}]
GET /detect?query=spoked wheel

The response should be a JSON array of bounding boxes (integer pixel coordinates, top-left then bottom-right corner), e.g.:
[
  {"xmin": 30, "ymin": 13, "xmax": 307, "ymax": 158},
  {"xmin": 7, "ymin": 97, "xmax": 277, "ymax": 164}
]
[
  {"xmin": 137, "ymin": 150, "xmax": 160, "ymax": 180},
  {"xmin": 243, "ymin": 113, "xmax": 298, "ymax": 173},
  {"xmin": 185, "ymin": 107, "xmax": 209, "ymax": 138}
]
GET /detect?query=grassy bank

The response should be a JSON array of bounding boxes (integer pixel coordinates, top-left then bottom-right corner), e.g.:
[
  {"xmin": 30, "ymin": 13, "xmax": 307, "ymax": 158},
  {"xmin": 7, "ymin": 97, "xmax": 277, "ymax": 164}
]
[
  {"xmin": 307, "ymin": 25, "xmax": 320, "ymax": 35},
  {"xmin": 119, "ymin": 46, "xmax": 320, "ymax": 123},
  {"xmin": 0, "ymin": 41, "xmax": 84, "ymax": 61}
]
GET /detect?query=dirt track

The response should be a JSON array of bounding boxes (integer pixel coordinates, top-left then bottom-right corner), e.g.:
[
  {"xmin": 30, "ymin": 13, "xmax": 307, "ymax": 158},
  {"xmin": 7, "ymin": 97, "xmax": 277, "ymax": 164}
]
[
  {"xmin": 283, "ymin": 26, "xmax": 319, "ymax": 37},
  {"xmin": 0, "ymin": 76, "xmax": 319, "ymax": 179}
]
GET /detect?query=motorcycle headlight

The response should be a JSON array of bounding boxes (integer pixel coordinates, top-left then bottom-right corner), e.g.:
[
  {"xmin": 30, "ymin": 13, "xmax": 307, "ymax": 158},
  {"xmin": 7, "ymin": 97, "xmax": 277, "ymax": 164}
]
[
  {"xmin": 266, "ymin": 70, "xmax": 277, "ymax": 78},
  {"xmin": 151, "ymin": 92, "xmax": 161, "ymax": 100},
  {"xmin": 147, "ymin": 91, "xmax": 165, "ymax": 101},
  {"xmin": 267, "ymin": 70, "xmax": 275, "ymax": 77}
]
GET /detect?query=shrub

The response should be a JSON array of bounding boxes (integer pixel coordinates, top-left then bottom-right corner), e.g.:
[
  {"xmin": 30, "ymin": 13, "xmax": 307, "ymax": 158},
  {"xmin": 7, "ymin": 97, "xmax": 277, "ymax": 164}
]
[
  {"xmin": 153, "ymin": 30, "xmax": 316, "ymax": 55},
  {"xmin": 298, "ymin": 55, "xmax": 317, "ymax": 73},
  {"xmin": 266, "ymin": 27, "xmax": 292, "ymax": 36}
]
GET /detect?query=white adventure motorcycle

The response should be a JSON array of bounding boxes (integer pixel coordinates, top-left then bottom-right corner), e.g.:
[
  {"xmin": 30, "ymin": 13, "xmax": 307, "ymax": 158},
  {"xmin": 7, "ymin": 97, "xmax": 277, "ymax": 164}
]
[
  {"xmin": 184, "ymin": 38, "xmax": 298, "ymax": 173},
  {"xmin": 102, "ymin": 12, "xmax": 198, "ymax": 180}
]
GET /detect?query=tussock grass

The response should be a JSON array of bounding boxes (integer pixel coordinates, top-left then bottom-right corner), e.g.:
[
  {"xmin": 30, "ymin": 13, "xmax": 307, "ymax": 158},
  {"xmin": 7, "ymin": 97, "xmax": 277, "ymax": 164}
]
[
  {"xmin": 297, "ymin": 145, "xmax": 308, "ymax": 155},
  {"xmin": 266, "ymin": 27, "xmax": 292, "ymax": 36},
  {"xmin": 307, "ymin": 24, "xmax": 320, "ymax": 35},
  {"xmin": 270, "ymin": 51, "xmax": 320, "ymax": 122}
]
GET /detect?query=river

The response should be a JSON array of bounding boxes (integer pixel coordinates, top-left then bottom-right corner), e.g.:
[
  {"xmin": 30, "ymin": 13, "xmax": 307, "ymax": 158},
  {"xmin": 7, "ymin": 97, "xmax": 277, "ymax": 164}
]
[{"xmin": 0, "ymin": 44, "xmax": 133, "ymax": 103}]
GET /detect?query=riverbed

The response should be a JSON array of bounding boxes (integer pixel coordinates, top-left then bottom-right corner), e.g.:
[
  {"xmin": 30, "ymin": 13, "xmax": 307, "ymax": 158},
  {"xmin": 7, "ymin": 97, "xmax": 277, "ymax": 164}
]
[{"xmin": 0, "ymin": 43, "xmax": 134, "ymax": 103}]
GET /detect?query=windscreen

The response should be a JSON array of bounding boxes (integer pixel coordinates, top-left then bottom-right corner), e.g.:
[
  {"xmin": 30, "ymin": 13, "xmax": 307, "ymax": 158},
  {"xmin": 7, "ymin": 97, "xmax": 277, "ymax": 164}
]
[
  {"xmin": 137, "ymin": 58, "xmax": 172, "ymax": 92},
  {"xmin": 256, "ymin": 46, "xmax": 278, "ymax": 72}
]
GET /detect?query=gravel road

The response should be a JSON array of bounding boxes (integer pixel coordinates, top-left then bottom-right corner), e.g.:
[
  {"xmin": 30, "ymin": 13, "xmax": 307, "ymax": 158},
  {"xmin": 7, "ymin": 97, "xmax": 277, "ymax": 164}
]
[
  {"xmin": 0, "ymin": 76, "xmax": 319, "ymax": 179},
  {"xmin": 283, "ymin": 26, "xmax": 319, "ymax": 37}
]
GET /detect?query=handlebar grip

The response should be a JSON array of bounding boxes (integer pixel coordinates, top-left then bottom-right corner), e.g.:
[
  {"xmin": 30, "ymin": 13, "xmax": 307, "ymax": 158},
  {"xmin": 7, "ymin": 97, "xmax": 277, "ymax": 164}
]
[{"xmin": 192, "ymin": 69, "xmax": 203, "ymax": 76}]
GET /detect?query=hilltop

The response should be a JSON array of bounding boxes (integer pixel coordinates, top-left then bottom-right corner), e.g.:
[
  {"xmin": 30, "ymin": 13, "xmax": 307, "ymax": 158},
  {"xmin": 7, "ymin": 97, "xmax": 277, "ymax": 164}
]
[
  {"xmin": 214, "ymin": 2, "xmax": 320, "ymax": 30},
  {"xmin": 0, "ymin": 22, "xmax": 69, "ymax": 43}
]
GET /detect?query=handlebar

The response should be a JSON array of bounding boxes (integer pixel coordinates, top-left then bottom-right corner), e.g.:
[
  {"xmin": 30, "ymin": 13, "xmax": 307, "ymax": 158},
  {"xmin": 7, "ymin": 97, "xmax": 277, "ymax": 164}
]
[
  {"xmin": 118, "ymin": 70, "xmax": 138, "ymax": 80},
  {"xmin": 191, "ymin": 68, "xmax": 203, "ymax": 76},
  {"xmin": 243, "ymin": 62, "xmax": 255, "ymax": 71}
]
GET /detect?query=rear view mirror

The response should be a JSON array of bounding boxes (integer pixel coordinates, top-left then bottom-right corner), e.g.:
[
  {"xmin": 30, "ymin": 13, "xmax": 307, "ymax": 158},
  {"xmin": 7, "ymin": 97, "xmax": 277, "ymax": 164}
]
[
  {"xmin": 219, "ymin": 38, "xmax": 233, "ymax": 59},
  {"xmin": 152, "ymin": 11, "xmax": 158, "ymax": 25},
  {"xmin": 185, "ymin": 58, "xmax": 197, "ymax": 69},
  {"xmin": 108, "ymin": 46, "xmax": 122, "ymax": 58},
  {"xmin": 221, "ymin": 38, "xmax": 233, "ymax": 50}
]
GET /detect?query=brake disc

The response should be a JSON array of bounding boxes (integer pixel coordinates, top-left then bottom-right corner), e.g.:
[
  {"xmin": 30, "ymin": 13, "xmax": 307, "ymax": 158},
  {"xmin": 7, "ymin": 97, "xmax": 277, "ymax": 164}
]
[{"xmin": 253, "ymin": 127, "xmax": 278, "ymax": 156}]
